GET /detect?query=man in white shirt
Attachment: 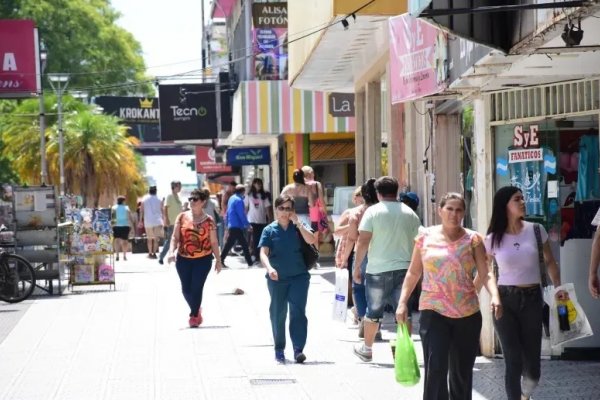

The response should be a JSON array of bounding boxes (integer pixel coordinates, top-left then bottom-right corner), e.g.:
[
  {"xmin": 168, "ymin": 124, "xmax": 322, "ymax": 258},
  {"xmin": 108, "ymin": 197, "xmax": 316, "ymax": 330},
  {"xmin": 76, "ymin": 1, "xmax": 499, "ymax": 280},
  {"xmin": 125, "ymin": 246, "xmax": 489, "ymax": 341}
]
[{"xmin": 141, "ymin": 186, "xmax": 164, "ymax": 259}]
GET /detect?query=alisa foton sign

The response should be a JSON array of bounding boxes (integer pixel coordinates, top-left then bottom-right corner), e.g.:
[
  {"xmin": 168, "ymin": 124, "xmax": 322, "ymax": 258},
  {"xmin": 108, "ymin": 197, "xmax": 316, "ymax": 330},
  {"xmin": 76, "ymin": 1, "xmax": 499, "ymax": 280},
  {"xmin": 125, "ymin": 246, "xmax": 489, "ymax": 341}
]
[{"xmin": 226, "ymin": 147, "xmax": 270, "ymax": 166}]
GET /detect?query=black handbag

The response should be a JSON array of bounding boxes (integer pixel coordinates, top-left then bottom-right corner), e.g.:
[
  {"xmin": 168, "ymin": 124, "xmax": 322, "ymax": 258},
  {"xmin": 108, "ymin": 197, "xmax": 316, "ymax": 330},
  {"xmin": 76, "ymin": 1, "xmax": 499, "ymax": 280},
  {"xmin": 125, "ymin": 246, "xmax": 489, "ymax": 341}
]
[{"xmin": 296, "ymin": 225, "xmax": 319, "ymax": 270}]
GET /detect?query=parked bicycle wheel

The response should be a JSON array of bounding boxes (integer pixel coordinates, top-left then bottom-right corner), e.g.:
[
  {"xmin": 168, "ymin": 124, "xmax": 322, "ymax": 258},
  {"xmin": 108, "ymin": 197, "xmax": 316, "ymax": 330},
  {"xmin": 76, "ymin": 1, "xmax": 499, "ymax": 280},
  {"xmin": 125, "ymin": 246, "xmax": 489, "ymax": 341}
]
[{"xmin": 0, "ymin": 253, "xmax": 36, "ymax": 303}]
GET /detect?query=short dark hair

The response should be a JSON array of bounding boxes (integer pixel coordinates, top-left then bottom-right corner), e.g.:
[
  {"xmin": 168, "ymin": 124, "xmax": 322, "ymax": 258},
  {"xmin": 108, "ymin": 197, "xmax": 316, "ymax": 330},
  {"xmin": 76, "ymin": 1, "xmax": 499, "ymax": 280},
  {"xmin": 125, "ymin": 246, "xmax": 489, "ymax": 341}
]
[
  {"xmin": 229, "ymin": 181, "xmax": 237, "ymax": 186},
  {"xmin": 292, "ymin": 169, "xmax": 305, "ymax": 185},
  {"xmin": 374, "ymin": 176, "xmax": 398, "ymax": 197},
  {"xmin": 149, "ymin": 186, "xmax": 157, "ymax": 195},
  {"xmin": 190, "ymin": 188, "xmax": 209, "ymax": 202},
  {"xmin": 274, "ymin": 194, "xmax": 295, "ymax": 209},
  {"xmin": 117, "ymin": 195, "xmax": 126, "ymax": 205},
  {"xmin": 171, "ymin": 180, "xmax": 181, "ymax": 190}
]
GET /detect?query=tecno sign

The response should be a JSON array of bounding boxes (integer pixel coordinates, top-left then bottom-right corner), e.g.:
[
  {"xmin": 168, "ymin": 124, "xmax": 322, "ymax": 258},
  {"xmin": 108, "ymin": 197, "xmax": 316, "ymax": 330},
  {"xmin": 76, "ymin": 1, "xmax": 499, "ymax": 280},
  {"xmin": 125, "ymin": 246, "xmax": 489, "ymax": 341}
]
[{"xmin": 170, "ymin": 106, "xmax": 208, "ymax": 121}]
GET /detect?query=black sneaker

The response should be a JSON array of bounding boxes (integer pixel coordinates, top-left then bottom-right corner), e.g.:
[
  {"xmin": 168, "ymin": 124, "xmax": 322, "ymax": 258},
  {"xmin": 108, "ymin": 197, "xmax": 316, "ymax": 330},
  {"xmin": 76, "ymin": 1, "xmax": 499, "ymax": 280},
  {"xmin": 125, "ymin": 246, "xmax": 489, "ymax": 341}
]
[
  {"xmin": 158, "ymin": 258, "xmax": 164, "ymax": 265},
  {"xmin": 294, "ymin": 349, "xmax": 306, "ymax": 364}
]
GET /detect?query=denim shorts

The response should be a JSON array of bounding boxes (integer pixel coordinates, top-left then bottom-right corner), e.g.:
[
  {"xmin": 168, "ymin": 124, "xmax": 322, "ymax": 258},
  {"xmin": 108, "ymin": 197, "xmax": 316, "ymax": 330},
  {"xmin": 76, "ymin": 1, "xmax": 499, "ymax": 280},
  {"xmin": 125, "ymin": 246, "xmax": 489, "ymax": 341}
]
[{"xmin": 365, "ymin": 269, "xmax": 408, "ymax": 321}]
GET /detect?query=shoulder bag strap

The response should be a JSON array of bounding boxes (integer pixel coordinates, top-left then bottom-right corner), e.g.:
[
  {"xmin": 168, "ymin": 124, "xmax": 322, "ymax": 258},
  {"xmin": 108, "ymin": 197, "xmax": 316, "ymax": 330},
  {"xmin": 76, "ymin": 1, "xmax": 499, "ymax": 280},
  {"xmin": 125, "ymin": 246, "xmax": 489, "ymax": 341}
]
[{"xmin": 533, "ymin": 223, "xmax": 549, "ymax": 288}]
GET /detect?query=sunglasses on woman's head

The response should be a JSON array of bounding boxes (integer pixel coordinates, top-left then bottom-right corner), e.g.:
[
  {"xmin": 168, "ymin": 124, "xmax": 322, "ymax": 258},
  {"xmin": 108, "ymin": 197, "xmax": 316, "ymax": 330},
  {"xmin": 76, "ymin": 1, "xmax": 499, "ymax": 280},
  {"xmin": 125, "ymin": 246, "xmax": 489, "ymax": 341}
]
[
  {"xmin": 277, "ymin": 206, "xmax": 293, "ymax": 211},
  {"xmin": 189, "ymin": 197, "xmax": 200, "ymax": 202}
]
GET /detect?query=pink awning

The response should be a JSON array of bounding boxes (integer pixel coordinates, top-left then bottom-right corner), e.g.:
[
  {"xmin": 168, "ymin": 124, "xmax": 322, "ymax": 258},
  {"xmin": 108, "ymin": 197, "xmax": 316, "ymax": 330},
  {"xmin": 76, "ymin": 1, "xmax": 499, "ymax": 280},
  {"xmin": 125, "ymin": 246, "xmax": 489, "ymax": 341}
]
[{"xmin": 212, "ymin": 0, "xmax": 235, "ymax": 18}]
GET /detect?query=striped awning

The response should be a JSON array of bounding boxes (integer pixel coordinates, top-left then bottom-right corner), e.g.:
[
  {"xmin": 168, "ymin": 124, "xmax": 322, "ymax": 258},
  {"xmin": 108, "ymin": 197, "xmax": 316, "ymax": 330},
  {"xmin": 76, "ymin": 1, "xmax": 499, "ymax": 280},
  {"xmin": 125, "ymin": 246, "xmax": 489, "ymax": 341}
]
[{"xmin": 233, "ymin": 81, "xmax": 355, "ymax": 136}]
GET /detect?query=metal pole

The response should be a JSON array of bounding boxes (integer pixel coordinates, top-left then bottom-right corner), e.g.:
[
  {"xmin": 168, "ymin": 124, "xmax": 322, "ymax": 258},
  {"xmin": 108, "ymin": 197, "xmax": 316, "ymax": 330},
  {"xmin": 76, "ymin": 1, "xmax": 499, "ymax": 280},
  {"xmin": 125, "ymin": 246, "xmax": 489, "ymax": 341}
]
[
  {"xmin": 57, "ymin": 88, "xmax": 65, "ymax": 196},
  {"xmin": 39, "ymin": 89, "xmax": 47, "ymax": 185}
]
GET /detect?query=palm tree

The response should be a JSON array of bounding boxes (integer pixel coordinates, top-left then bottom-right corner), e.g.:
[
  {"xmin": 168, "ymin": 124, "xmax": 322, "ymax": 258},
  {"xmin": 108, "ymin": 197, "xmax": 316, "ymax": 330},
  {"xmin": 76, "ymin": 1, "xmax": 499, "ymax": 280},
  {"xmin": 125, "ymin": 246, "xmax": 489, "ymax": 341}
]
[{"xmin": 1, "ymin": 95, "xmax": 146, "ymax": 207}]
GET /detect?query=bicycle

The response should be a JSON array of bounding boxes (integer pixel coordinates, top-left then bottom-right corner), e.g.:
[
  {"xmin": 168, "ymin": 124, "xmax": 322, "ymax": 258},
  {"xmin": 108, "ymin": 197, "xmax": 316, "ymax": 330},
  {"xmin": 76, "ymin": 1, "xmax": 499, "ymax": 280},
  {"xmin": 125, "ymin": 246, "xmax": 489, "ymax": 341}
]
[{"xmin": 0, "ymin": 251, "xmax": 36, "ymax": 303}]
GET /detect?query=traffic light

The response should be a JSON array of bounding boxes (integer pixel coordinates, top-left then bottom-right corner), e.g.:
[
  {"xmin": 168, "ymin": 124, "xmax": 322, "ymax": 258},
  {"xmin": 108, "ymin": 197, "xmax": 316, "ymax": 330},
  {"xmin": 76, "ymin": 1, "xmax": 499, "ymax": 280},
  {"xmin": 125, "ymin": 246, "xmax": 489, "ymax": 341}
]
[{"xmin": 186, "ymin": 158, "xmax": 196, "ymax": 171}]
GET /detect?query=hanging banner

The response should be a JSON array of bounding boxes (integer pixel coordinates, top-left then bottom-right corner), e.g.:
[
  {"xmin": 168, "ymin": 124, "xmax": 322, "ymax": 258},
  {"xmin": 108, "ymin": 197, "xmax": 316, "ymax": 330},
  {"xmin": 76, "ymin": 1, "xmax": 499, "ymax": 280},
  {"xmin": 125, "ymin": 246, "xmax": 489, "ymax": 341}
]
[
  {"xmin": 252, "ymin": 2, "xmax": 287, "ymax": 81},
  {"xmin": 389, "ymin": 14, "xmax": 448, "ymax": 104},
  {"xmin": 195, "ymin": 146, "xmax": 232, "ymax": 173},
  {"xmin": 158, "ymin": 83, "xmax": 218, "ymax": 141},
  {"xmin": 94, "ymin": 96, "xmax": 159, "ymax": 124},
  {"xmin": 226, "ymin": 147, "xmax": 270, "ymax": 166},
  {"xmin": 0, "ymin": 20, "xmax": 40, "ymax": 98}
]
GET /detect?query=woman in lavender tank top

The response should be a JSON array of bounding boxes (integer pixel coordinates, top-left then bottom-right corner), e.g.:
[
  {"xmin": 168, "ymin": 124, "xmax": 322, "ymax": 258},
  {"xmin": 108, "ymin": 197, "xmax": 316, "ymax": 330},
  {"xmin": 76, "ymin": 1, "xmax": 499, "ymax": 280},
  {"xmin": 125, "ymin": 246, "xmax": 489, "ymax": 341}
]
[{"xmin": 485, "ymin": 186, "xmax": 565, "ymax": 400}]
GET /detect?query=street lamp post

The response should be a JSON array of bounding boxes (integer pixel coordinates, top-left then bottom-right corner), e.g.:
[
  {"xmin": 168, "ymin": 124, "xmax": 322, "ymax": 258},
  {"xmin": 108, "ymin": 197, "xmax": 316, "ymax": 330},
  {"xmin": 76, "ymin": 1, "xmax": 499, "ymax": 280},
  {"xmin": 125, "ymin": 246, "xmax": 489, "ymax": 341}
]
[
  {"xmin": 47, "ymin": 73, "xmax": 70, "ymax": 196},
  {"xmin": 38, "ymin": 48, "xmax": 48, "ymax": 185}
]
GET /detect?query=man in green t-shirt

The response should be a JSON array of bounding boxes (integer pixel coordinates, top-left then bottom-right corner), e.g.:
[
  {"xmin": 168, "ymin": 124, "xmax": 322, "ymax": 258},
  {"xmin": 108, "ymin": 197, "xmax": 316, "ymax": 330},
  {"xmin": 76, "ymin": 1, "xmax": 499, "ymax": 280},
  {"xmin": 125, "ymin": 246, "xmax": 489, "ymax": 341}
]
[
  {"xmin": 159, "ymin": 181, "xmax": 182, "ymax": 264},
  {"xmin": 352, "ymin": 176, "xmax": 421, "ymax": 362}
]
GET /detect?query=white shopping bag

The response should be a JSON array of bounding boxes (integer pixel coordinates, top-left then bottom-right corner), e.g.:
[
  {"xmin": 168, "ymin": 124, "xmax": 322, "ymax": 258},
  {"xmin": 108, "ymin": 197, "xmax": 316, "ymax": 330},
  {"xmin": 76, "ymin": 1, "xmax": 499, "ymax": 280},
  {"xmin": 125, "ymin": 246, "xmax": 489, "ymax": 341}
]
[
  {"xmin": 332, "ymin": 268, "xmax": 348, "ymax": 322},
  {"xmin": 549, "ymin": 283, "xmax": 594, "ymax": 347}
]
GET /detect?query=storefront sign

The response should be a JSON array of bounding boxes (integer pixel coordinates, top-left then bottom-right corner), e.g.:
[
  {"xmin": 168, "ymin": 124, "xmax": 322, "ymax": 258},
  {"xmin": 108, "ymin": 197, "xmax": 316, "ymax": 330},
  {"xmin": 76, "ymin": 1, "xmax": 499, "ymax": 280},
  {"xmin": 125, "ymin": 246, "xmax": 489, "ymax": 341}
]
[
  {"xmin": 226, "ymin": 147, "xmax": 270, "ymax": 166},
  {"xmin": 508, "ymin": 148, "xmax": 544, "ymax": 163},
  {"xmin": 158, "ymin": 83, "xmax": 218, "ymax": 141},
  {"xmin": 0, "ymin": 20, "xmax": 40, "ymax": 98},
  {"xmin": 328, "ymin": 93, "xmax": 355, "ymax": 117},
  {"xmin": 195, "ymin": 146, "xmax": 232, "ymax": 173},
  {"xmin": 252, "ymin": 3, "xmax": 287, "ymax": 28},
  {"xmin": 448, "ymin": 37, "xmax": 491, "ymax": 86},
  {"xmin": 94, "ymin": 96, "xmax": 159, "ymax": 124},
  {"xmin": 389, "ymin": 14, "xmax": 447, "ymax": 104},
  {"xmin": 513, "ymin": 125, "xmax": 539, "ymax": 148}
]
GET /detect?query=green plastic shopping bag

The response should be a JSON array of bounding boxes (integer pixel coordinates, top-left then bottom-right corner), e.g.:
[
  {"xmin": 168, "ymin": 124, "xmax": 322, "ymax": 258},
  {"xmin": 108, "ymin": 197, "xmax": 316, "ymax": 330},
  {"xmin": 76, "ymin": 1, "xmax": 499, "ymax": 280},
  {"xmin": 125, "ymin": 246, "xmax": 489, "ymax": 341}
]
[{"xmin": 394, "ymin": 323, "xmax": 420, "ymax": 386}]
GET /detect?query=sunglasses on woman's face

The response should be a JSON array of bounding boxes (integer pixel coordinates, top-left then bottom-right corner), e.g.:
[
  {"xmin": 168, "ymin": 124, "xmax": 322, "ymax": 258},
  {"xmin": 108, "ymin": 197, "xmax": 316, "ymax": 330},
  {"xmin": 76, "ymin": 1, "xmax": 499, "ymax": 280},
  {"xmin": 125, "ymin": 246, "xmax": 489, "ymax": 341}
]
[
  {"xmin": 189, "ymin": 197, "xmax": 200, "ymax": 203},
  {"xmin": 277, "ymin": 206, "xmax": 293, "ymax": 212}
]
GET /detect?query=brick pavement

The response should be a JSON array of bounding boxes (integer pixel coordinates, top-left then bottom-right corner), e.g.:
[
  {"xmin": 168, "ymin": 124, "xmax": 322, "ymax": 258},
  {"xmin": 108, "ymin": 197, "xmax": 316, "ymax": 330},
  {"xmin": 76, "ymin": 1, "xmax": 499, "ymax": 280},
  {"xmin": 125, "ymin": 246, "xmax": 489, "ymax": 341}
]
[{"xmin": 0, "ymin": 253, "xmax": 598, "ymax": 400}]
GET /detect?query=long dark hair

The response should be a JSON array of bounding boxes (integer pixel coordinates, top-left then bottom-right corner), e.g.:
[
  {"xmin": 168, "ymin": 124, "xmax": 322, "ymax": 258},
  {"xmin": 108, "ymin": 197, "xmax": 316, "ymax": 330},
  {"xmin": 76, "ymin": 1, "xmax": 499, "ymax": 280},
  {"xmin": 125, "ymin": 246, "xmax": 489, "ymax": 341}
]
[
  {"xmin": 487, "ymin": 186, "xmax": 522, "ymax": 249},
  {"xmin": 361, "ymin": 178, "xmax": 379, "ymax": 206},
  {"xmin": 292, "ymin": 169, "xmax": 305, "ymax": 185},
  {"xmin": 249, "ymin": 178, "xmax": 267, "ymax": 200}
]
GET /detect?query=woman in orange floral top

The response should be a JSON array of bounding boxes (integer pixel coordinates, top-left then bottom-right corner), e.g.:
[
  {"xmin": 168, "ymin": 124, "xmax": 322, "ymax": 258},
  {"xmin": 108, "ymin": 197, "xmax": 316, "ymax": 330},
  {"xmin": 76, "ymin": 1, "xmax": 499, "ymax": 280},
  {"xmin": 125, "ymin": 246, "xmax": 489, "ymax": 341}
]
[
  {"xmin": 396, "ymin": 192, "xmax": 502, "ymax": 400},
  {"xmin": 167, "ymin": 188, "xmax": 222, "ymax": 328}
]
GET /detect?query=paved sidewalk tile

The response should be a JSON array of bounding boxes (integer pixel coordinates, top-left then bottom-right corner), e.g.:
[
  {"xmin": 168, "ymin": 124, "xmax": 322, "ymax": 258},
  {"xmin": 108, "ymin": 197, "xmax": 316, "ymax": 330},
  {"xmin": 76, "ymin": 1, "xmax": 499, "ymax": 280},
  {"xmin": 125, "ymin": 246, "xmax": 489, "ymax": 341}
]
[{"xmin": 0, "ymin": 253, "xmax": 598, "ymax": 400}]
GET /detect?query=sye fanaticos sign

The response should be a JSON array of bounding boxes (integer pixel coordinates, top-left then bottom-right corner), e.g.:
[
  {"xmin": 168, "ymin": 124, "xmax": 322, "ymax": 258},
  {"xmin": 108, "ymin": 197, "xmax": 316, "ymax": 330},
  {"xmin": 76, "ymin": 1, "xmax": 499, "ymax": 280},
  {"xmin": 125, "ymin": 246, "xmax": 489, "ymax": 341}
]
[{"xmin": 0, "ymin": 19, "xmax": 41, "ymax": 98}]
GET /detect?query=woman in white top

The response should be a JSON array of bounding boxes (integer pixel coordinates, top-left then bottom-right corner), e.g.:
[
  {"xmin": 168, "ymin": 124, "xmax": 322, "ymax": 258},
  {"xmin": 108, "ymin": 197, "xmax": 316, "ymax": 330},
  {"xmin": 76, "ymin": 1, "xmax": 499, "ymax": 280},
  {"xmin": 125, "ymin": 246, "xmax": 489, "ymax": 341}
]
[
  {"xmin": 485, "ymin": 186, "xmax": 565, "ymax": 400},
  {"xmin": 244, "ymin": 178, "xmax": 272, "ymax": 258}
]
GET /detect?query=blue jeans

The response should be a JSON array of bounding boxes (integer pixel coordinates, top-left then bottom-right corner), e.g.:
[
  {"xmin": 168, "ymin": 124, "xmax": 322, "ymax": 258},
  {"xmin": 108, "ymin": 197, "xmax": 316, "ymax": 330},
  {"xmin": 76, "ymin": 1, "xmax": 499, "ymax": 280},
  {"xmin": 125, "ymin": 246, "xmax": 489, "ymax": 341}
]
[
  {"xmin": 365, "ymin": 269, "xmax": 407, "ymax": 321},
  {"xmin": 216, "ymin": 222, "xmax": 224, "ymax": 248},
  {"xmin": 175, "ymin": 254, "xmax": 213, "ymax": 317},
  {"xmin": 159, "ymin": 225, "xmax": 174, "ymax": 261},
  {"xmin": 267, "ymin": 273, "xmax": 310, "ymax": 352},
  {"xmin": 352, "ymin": 254, "xmax": 368, "ymax": 318}
]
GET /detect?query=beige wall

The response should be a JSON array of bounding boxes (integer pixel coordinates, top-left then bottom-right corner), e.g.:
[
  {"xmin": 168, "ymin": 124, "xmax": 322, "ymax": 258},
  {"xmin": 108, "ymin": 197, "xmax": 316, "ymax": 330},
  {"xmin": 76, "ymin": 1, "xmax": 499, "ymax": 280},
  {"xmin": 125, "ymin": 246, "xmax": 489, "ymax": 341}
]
[
  {"xmin": 288, "ymin": 0, "xmax": 334, "ymax": 85},
  {"xmin": 333, "ymin": 0, "xmax": 407, "ymax": 16}
]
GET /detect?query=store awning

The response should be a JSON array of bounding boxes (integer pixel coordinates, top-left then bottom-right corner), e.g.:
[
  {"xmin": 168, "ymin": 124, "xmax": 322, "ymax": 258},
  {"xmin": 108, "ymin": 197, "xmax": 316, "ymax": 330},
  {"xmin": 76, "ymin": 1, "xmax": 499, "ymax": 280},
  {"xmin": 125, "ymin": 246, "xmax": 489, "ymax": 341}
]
[
  {"xmin": 310, "ymin": 141, "xmax": 355, "ymax": 162},
  {"xmin": 231, "ymin": 81, "xmax": 355, "ymax": 137},
  {"xmin": 211, "ymin": 0, "xmax": 235, "ymax": 18}
]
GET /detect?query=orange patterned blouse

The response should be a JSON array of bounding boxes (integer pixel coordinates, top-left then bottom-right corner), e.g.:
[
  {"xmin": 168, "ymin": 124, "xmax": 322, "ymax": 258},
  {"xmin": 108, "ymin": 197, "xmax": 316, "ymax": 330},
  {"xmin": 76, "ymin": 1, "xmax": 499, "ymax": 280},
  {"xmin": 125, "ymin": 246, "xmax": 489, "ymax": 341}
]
[{"xmin": 177, "ymin": 212, "xmax": 216, "ymax": 258}]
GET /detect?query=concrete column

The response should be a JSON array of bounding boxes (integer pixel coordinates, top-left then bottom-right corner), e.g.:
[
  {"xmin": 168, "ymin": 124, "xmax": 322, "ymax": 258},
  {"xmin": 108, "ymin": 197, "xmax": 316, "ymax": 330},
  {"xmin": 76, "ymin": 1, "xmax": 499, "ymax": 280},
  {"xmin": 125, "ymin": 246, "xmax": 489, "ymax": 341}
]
[
  {"xmin": 355, "ymin": 91, "xmax": 366, "ymax": 184},
  {"xmin": 433, "ymin": 114, "xmax": 461, "ymax": 199},
  {"xmin": 473, "ymin": 95, "xmax": 495, "ymax": 357},
  {"xmin": 365, "ymin": 81, "xmax": 382, "ymax": 179},
  {"xmin": 389, "ymin": 103, "xmax": 406, "ymax": 185}
]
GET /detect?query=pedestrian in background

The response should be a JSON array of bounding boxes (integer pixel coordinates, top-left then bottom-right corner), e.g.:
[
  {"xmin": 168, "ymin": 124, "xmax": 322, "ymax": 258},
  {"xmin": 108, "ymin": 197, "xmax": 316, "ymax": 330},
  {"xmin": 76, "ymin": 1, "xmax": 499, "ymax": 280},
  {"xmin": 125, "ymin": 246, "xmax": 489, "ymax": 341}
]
[
  {"xmin": 485, "ymin": 186, "xmax": 564, "ymax": 400},
  {"xmin": 221, "ymin": 184, "xmax": 253, "ymax": 267},
  {"xmin": 159, "ymin": 181, "xmax": 182, "ymax": 265},
  {"xmin": 338, "ymin": 179, "xmax": 379, "ymax": 339},
  {"xmin": 167, "ymin": 188, "xmax": 222, "ymax": 328},
  {"xmin": 281, "ymin": 169, "xmax": 311, "ymax": 227},
  {"xmin": 259, "ymin": 194, "xmax": 317, "ymax": 364},
  {"xmin": 140, "ymin": 186, "xmax": 164, "ymax": 259},
  {"xmin": 396, "ymin": 192, "xmax": 502, "ymax": 400},
  {"xmin": 352, "ymin": 176, "xmax": 421, "ymax": 362},
  {"xmin": 245, "ymin": 178, "xmax": 272, "ymax": 261},
  {"xmin": 588, "ymin": 206, "xmax": 600, "ymax": 298},
  {"xmin": 302, "ymin": 165, "xmax": 328, "ymax": 241},
  {"xmin": 111, "ymin": 195, "xmax": 134, "ymax": 261}
]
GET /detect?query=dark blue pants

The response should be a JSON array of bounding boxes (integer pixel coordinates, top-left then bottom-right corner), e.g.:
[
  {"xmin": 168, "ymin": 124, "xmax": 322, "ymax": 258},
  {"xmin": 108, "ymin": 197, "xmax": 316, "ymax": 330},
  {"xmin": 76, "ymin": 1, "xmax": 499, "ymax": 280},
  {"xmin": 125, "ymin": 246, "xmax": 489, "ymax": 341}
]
[
  {"xmin": 267, "ymin": 273, "xmax": 310, "ymax": 352},
  {"xmin": 221, "ymin": 227, "xmax": 252, "ymax": 265},
  {"xmin": 419, "ymin": 310, "xmax": 482, "ymax": 400},
  {"xmin": 175, "ymin": 254, "xmax": 212, "ymax": 317},
  {"xmin": 494, "ymin": 285, "xmax": 543, "ymax": 400},
  {"xmin": 250, "ymin": 223, "xmax": 267, "ymax": 257}
]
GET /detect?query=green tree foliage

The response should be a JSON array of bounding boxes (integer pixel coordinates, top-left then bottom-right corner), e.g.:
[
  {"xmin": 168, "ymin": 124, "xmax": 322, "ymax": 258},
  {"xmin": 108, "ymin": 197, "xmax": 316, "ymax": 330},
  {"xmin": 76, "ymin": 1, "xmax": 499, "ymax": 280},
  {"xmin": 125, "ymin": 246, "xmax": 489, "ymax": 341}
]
[
  {"xmin": 1, "ymin": 96, "xmax": 146, "ymax": 207},
  {"xmin": 3, "ymin": 0, "xmax": 152, "ymax": 95}
]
